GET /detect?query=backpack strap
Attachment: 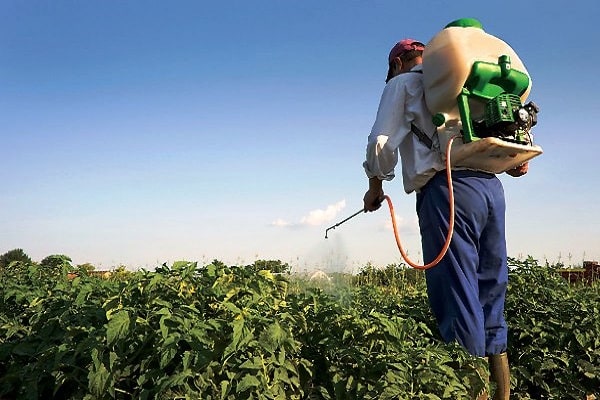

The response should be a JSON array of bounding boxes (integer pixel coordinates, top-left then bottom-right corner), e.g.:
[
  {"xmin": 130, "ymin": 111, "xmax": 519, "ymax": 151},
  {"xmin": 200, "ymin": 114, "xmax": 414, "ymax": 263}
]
[
  {"xmin": 406, "ymin": 70, "xmax": 434, "ymax": 149},
  {"xmin": 410, "ymin": 123, "xmax": 433, "ymax": 150}
]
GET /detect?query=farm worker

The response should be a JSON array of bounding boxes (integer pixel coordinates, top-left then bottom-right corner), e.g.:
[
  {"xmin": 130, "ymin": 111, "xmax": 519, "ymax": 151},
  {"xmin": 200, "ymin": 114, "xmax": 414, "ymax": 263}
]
[{"xmin": 362, "ymin": 38, "xmax": 528, "ymax": 399}]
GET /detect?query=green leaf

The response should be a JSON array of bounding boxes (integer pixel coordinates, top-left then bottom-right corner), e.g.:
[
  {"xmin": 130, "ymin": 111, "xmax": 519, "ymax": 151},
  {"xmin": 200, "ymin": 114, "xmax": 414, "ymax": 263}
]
[
  {"xmin": 239, "ymin": 356, "xmax": 262, "ymax": 370},
  {"xmin": 160, "ymin": 347, "xmax": 177, "ymax": 369},
  {"xmin": 182, "ymin": 350, "xmax": 192, "ymax": 370},
  {"xmin": 236, "ymin": 374, "xmax": 260, "ymax": 393},
  {"xmin": 106, "ymin": 310, "xmax": 131, "ymax": 345},
  {"xmin": 222, "ymin": 301, "xmax": 241, "ymax": 315},
  {"xmin": 258, "ymin": 269, "xmax": 275, "ymax": 281},
  {"xmin": 12, "ymin": 342, "xmax": 37, "ymax": 356},
  {"xmin": 220, "ymin": 380, "xmax": 230, "ymax": 400},
  {"xmin": 259, "ymin": 321, "xmax": 285, "ymax": 353},
  {"xmin": 159, "ymin": 316, "xmax": 170, "ymax": 339},
  {"xmin": 225, "ymin": 318, "xmax": 254, "ymax": 356},
  {"xmin": 109, "ymin": 351, "xmax": 118, "ymax": 370},
  {"xmin": 88, "ymin": 349, "xmax": 109, "ymax": 396},
  {"xmin": 206, "ymin": 263, "xmax": 217, "ymax": 277}
]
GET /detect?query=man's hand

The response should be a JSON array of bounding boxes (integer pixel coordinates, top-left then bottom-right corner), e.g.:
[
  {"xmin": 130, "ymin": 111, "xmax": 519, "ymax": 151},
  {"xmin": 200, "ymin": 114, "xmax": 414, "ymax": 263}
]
[
  {"xmin": 506, "ymin": 162, "xmax": 529, "ymax": 177},
  {"xmin": 363, "ymin": 177, "xmax": 385, "ymax": 211}
]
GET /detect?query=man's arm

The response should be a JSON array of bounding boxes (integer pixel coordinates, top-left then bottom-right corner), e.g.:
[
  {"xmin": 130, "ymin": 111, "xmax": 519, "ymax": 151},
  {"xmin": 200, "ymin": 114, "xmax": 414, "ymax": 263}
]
[{"xmin": 362, "ymin": 77, "xmax": 410, "ymax": 211}]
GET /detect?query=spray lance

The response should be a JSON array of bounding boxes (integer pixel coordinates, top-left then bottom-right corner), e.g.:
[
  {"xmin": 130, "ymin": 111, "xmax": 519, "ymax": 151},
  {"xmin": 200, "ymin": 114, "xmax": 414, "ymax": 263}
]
[{"xmin": 324, "ymin": 208, "xmax": 364, "ymax": 239}]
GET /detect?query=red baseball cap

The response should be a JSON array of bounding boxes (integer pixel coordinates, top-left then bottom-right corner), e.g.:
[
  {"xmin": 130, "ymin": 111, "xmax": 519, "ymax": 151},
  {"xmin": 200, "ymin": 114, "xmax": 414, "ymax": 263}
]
[
  {"xmin": 388, "ymin": 39, "xmax": 425, "ymax": 63},
  {"xmin": 386, "ymin": 39, "xmax": 425, "ymax": 82}
]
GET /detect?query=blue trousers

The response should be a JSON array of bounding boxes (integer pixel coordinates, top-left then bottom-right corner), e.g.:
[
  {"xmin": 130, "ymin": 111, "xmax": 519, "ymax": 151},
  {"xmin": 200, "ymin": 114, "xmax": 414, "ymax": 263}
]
[{"xmin": 416, "ymin": 170, "xmax": 508, "ymax": 357}]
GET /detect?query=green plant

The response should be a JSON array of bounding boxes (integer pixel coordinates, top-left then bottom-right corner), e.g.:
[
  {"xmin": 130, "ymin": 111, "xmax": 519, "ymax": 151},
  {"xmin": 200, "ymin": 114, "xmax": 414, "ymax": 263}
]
[
  {"xmin": 506, "ymin": 256, "xmax": 600, "ymax": 399},
  {"xmin": 0, "ymin": 248, "xmax": 32, "ymax": 271},
  {"xmin": 1, "ymin": 256, "xmax": 597, "ymax": 399}
]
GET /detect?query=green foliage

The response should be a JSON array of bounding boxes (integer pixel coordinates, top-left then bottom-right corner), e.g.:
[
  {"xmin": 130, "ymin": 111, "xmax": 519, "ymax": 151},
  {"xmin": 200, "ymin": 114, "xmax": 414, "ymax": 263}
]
[
  {"xmin": 506, "ymin": 256, "xmax": 600, "ymax": 399},
  {"xmin": 0, "ymin": 256, "xmax": 598, "ymax": 399},
  {"xmin": 292, "ymin": 284, "xmax": 486, "ymax": 399},
  {"xmin": 39, "ymin": 254, "xmax": 72, "ymax": 269},
  {"xmin": 38, "ymin": 254, "xmax": 73, "ymax": 280},
  {"xmin": 0, "ymin": 248, "xmax": 32, "ymax": 270},
  {"xmin": 353, "ymin": 263, "xmax": 426, "ymax": 295},
  {"xmin": 108, "ymin": 265, "xmax": 134, "ymax": 281},
  {"xmin": 76, "ymin": 263, "xmax": 96, "ymax": 273},
  {"xmin": 251, "ymin": 259, "xmax": 291, "ymax": 274}
]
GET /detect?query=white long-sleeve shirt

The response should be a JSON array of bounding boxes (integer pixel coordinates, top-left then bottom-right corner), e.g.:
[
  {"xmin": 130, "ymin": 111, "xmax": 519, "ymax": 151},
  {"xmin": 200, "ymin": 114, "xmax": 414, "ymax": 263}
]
[{"xmin": 363, "ymin": 65, "xmax": 444, "ymax": 193}]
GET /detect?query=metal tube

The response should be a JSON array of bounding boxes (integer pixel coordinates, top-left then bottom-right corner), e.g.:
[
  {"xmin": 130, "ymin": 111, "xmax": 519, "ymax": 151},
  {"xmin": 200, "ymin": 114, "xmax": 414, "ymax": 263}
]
[{"xmin": 324, "ymin": 208, "xmax": 365, "ymax": 239}]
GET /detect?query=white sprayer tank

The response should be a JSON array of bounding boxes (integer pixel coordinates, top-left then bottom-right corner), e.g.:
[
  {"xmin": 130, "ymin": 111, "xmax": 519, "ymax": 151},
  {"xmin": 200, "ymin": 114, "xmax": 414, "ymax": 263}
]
[
  {"xmin": 421, "ymin": 18, "xmax": 541, "ymax": 173},
  {"xmin": 422, "ymin": 18, "xmax": 531, "ymax": 120}
]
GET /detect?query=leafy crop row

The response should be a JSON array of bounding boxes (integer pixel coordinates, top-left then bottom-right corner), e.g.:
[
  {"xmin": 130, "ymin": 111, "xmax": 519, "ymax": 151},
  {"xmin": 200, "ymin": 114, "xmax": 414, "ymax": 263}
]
[
  {"xmin": 505, "ymin": 258, "xmax": 600, "ymax": 398},
  {"xmin": 0, "ymin": 257, "xmax": 598, "ymax": 399}
]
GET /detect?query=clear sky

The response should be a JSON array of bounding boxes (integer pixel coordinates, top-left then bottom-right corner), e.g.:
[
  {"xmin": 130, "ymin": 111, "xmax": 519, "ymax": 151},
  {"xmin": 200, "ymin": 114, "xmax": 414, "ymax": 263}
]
[{"xmin": 2, "ymin": 0, "xmax": 599, "ymax": 272}]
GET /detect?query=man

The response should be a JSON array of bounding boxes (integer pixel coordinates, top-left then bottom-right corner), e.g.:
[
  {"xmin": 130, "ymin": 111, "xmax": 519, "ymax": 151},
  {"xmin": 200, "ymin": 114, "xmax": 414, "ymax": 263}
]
[{"xmin": 362, "ymin": 38, "xmax": 528, "ymax": 399}]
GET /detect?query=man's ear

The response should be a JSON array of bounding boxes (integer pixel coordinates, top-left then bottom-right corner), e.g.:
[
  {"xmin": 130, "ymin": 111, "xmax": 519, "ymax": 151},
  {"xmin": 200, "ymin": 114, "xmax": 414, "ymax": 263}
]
[{"xmin": 392, "ymin": 57, "xmax": 402, "ymax": 71}]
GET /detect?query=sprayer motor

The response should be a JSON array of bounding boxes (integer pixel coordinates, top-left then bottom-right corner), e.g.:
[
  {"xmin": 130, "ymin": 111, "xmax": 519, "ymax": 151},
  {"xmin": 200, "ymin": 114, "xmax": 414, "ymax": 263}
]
[{"xmin": 473, "ymin": 96, "xmax": 539, "ymax": 145}]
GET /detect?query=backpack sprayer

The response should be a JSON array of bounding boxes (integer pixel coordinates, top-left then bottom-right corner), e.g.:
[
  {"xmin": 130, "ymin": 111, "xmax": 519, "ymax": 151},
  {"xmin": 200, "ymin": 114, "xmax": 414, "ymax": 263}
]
[
  {"xmin": 424, "ymin": 18, "xmax": 542, "ymax": 173},
  {"xmin": 325, "ymin": 18, "xmax": 542, "ymax": 270}
]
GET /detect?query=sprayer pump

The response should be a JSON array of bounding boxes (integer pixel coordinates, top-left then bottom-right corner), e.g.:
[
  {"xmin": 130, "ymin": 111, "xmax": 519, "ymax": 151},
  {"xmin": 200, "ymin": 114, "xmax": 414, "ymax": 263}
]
[
  {"xmin": 433, "ymin": 54, "xmax": 540, "ymax": 146},
  {"xmin": 474, "ymin": 97, "xmax": 539, "ymax": 144}
]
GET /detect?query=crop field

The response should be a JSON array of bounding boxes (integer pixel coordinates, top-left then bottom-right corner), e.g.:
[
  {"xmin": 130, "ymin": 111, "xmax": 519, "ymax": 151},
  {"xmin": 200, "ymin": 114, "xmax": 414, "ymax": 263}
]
[{"xmin": 0, "ymin": 256, "xmax": 599, "ymax": 399}]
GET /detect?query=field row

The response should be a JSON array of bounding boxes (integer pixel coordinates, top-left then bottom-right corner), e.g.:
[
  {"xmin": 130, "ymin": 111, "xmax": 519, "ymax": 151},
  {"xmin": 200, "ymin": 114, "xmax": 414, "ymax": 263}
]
[{"xmin": 0, "ymin": 257, "xmax": 598, "ymax": 399}]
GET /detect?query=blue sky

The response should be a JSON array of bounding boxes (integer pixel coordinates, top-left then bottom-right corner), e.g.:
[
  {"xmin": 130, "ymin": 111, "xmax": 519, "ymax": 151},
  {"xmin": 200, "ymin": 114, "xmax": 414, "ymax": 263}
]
[{"xmin": 2, "ymin": 1, "xmax": 599, "ymax": 272}]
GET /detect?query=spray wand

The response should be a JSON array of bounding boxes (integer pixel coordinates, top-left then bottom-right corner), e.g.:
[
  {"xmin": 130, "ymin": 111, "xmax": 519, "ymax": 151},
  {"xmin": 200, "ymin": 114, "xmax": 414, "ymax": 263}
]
[{"xmin": 324, "ymin": 208, "xmax": 364, "ymax": 239}]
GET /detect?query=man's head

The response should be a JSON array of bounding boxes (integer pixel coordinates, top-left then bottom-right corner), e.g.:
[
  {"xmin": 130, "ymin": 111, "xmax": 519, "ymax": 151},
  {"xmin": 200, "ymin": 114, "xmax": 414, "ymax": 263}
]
[{"xmin": 386, "ymin": 39, "xmax": 425, "ymax": 83}]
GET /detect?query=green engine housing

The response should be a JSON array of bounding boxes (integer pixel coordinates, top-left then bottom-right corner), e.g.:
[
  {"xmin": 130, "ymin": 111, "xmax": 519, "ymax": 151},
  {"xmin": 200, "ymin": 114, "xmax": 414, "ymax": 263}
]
[
  {"xmin": 485, "ymin": 93, "xmax": 523, "ymax": 127},
  {"xmin": 457, "ymin": 55, "xmax": 532, "ymax": 143}
]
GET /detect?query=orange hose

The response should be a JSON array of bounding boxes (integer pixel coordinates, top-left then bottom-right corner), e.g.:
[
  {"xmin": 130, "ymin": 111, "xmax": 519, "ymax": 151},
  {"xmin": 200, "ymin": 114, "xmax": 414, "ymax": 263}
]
[{"xmin": 384, "ymin": 135, "xmax": 458, "ymax": 270}]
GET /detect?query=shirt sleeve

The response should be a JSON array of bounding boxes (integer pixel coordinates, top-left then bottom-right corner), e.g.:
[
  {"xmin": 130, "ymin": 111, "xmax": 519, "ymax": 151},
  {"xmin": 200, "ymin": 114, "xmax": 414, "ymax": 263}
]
[{"xmin": 363, "ymin": 78, "xmax": 412, "ymax": 181}]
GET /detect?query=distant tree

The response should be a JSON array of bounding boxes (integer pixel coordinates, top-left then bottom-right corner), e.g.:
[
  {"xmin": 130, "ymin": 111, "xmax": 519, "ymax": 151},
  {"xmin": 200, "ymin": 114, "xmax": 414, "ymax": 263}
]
[
  {"xmin": 252, "ymin": 259, "xmax": 291, "ymax": 274},
  {"xmin": 0, "ymin": 248, "xmax": 32, "ymax": 270},
  {"xmin": 76, "ymin": 263, "xmax": 96, "ymax": 273},
  {"xmin": 40, "ymin": 254, "xmax": 73, "ymax": 269},
  {"xmin": 39, "ymin": 254, "xmax": 73, "ymax": 278}
]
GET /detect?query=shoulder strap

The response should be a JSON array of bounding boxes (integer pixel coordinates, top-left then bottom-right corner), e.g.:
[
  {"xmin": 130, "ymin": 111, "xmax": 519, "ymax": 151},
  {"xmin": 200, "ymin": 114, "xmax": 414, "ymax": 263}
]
[
  {"xmin": 410, "ymin": 123, "xmax": 433, "ymax": 149},
  {"xmin": 406, "ymin": 69, "xmax": 432, "ymax": 149}
]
